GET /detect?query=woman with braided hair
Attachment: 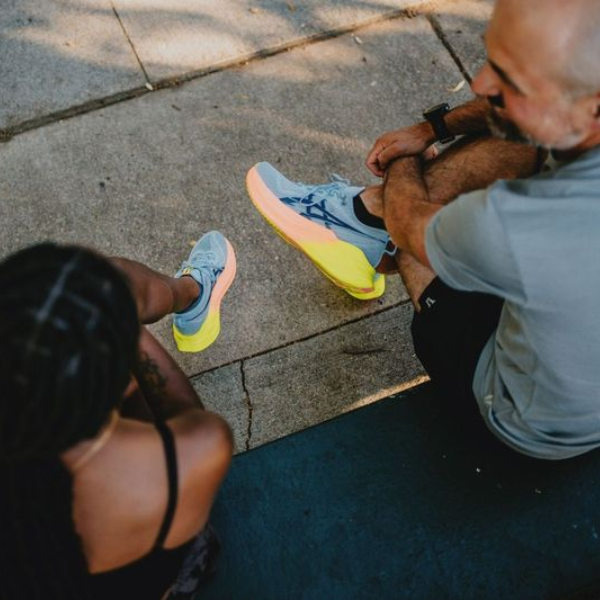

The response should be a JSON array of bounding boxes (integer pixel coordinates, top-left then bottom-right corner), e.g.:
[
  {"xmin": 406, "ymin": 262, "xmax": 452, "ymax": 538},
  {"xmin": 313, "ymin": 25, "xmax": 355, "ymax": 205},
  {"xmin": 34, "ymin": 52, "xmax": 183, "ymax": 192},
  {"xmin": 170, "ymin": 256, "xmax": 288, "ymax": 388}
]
[{"xmin": 0, "ymin": 234, "xmax": 236, "ymax": 599}]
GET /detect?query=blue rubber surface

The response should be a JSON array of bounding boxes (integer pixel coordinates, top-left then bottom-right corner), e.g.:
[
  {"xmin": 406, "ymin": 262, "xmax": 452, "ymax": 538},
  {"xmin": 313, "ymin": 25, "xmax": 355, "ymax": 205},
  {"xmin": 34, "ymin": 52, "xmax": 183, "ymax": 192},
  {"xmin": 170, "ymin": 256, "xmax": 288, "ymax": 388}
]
[{"xmin": 201, "ymin": 385, "xmax": 600, "ymax": 600}]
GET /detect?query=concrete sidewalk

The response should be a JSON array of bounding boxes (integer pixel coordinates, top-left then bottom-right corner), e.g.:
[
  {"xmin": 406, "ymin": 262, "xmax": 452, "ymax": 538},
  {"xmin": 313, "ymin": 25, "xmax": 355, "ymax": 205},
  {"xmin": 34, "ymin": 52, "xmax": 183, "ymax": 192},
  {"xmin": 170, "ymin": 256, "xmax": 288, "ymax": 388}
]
[{"xmin": 0, "ymin": 0, "xmax": 493, "ymax": 451}]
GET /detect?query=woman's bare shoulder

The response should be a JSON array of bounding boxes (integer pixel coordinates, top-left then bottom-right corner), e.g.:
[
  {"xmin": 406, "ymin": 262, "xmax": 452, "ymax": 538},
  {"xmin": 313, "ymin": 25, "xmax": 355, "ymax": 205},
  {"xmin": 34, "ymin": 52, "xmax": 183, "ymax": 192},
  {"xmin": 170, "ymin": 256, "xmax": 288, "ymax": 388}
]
[{"xmin": 65, "ymin": 412, "xmax": 232, "ymax": 571}]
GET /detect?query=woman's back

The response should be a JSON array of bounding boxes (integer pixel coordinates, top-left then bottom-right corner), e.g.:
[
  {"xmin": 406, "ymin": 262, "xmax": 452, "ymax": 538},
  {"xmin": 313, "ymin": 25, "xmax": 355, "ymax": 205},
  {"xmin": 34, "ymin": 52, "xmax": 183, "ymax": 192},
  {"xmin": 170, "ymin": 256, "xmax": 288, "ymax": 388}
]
[{"xmin": 64, "ymin": 412, "xmax": 230, "ymax": 576}]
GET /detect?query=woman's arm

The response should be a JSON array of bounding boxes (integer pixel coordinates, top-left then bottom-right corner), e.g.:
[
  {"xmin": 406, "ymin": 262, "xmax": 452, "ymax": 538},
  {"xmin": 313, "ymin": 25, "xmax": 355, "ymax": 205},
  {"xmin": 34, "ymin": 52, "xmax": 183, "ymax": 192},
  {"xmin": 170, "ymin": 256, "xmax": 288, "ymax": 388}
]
[{"xmin": 132, "ymin": 327, "xmax": 203, "ymax": 418}]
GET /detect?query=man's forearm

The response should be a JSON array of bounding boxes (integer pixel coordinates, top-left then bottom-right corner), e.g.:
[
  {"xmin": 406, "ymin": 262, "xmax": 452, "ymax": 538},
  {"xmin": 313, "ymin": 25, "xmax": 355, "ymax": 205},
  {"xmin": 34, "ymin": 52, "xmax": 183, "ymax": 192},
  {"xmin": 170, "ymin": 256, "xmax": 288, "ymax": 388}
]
[
  {"xmin": 446, "ymin": 97, "xmax": 492, "ymax": 137},
  {"xmin": 132, "ymin": 328, "xmax": 203, "ymax": 420},
  {"xmin": 383, "ymin": 157, "xmax": 442, "ymax": 266},
  {"xmin": 420, "ymin": 97, "xmax": 492, "ymax": 144}
]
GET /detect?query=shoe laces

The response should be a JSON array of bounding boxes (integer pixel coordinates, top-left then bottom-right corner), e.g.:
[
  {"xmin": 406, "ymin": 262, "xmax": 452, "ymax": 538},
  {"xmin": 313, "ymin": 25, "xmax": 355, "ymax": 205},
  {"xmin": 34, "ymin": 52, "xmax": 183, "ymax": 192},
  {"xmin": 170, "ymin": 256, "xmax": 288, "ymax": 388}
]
[
  {"xmin": 298, "ymin": 174, "xmax": 351, "ymax": 206},
  {"xmin": 180, "ymin": 251, "xmax": 222, "ymax": 286}
]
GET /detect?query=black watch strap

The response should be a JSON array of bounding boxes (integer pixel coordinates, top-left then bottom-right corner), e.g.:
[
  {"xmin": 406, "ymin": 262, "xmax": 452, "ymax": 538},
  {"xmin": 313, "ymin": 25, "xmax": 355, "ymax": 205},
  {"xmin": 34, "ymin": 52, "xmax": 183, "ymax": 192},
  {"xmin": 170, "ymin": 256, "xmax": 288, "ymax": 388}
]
[{"xmin": 423, "ymin": 103, "xmax": 455, "ymax": 144}]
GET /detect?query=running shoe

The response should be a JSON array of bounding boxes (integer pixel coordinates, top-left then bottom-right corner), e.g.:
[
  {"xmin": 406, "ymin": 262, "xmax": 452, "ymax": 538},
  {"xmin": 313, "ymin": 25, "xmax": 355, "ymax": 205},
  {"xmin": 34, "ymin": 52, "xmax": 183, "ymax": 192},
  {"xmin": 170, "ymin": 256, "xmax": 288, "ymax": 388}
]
[
  {"xmin": 246, "ymin": 162, "xmax": 391, "ymax": 299},
  {"xmin": 173, "ymin": 231, "xmax": 236, "ymax": 353}
]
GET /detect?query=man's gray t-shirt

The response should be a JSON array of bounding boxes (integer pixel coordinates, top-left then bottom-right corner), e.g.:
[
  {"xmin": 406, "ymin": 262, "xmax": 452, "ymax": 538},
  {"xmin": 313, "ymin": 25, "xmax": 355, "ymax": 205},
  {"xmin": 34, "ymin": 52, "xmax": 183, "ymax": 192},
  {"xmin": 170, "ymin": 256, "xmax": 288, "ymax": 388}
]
[{"xmin": 425, "ymin": 145, "xmax": 600, "ymax": 460}]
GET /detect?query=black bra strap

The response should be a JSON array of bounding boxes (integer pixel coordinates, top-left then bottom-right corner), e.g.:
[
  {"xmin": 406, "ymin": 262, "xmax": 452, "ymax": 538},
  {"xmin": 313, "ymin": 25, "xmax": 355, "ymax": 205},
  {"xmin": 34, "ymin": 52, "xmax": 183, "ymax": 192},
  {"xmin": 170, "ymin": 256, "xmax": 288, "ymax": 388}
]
[{"xmin": 153, "ymin": 419, "xmax": 178, "ymax": 549}]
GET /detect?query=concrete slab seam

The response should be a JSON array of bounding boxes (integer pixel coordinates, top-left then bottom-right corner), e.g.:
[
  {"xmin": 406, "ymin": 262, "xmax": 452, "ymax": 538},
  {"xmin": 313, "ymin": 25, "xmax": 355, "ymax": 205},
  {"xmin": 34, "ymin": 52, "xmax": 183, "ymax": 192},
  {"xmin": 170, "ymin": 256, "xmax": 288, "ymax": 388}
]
[
  {"xmin": 240, "ymin": 361, "xmax": 253, "ymax": 452},
  {"xmin": 0, "ymin": 87, "xmax": 151, "ymax": 143},
  {"xmin": 110, "ymin": 2, "xmax": 152, "ymax": 87},
  {"xmin": 425, "ymin": 13, "xmax": 473, "ymax": 82},
  {"xmin": 0, "ymin": 0, "xmax": 459, "ymax": 143},
  {"xmin": 189, "ymin": 300, "xmax": 410, "ymax": 380}
]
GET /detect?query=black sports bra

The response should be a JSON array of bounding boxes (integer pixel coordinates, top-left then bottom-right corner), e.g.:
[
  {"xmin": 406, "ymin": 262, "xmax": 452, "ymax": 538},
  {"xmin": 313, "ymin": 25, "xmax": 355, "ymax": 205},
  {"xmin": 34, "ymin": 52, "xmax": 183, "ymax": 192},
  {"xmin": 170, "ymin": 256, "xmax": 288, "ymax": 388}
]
[{"xmin": 90, "ymin": 420, "xmax": 194, "ymax": 600}]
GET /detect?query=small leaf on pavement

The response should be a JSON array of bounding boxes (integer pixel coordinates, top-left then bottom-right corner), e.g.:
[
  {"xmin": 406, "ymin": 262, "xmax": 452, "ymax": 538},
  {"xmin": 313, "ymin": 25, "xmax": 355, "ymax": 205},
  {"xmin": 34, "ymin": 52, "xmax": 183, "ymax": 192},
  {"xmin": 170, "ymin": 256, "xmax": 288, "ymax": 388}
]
[{"xmin": 447, "ymin": 79, "xmax": 466, "ymax": 93}]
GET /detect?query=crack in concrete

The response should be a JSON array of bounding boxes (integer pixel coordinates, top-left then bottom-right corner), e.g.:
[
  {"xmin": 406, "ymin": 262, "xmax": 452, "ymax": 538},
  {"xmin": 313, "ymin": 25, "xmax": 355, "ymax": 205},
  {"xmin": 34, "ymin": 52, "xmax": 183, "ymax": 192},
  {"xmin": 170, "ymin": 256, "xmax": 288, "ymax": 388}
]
[
  {"xmin": 1, "ymin": 0, "xmax": 457, "ymax": 142},
  {"xmin": 240, "ymin": 360, "xmax": 253, "ymax": 452},
  {"xmin": 0, "ymin": 87, "xmax": 150, "ymax": 143},
  {"xmin": 342, "ymin": 346, "xmax": 387, "ymax": 356},
  {"xmin": 425, "ymin": 13, "xmax": 473, "ymax": 83},
  {"xmin": 110, "ymin": 2, "xmax": 152, "ymax": 86},
  {"xmin": 189, "ymin": 300, "xmax": 410, "ymax": 380}
]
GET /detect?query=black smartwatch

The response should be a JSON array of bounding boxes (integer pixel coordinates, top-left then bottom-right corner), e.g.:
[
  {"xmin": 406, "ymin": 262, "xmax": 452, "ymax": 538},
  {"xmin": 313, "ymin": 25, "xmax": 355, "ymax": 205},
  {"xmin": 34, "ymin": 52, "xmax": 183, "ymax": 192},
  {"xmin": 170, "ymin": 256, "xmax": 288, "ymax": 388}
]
[{"xmin": 423, "ymin": 103, "xmax": 455, "ymax": 144}]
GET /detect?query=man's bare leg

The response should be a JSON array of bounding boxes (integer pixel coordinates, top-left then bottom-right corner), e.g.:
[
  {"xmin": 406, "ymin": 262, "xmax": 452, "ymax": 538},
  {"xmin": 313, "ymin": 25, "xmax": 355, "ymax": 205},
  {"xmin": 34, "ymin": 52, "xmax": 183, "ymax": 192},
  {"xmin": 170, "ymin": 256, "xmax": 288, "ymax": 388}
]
[{"xmin": 361, "ymin": 135, "xmax": 540, "ymax": 309}]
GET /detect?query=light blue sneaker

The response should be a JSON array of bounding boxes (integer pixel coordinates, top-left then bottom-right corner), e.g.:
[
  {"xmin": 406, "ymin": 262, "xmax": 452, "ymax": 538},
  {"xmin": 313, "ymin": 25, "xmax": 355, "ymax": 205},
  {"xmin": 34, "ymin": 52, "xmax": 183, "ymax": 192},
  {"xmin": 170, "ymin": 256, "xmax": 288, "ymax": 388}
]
[
  {"xmin": 247, "ymin": 162, "xmax": 393, "ymax": 299},
  {"xmin": 173, "ymin": 231, "xmax": 236, "ymax": 353}
]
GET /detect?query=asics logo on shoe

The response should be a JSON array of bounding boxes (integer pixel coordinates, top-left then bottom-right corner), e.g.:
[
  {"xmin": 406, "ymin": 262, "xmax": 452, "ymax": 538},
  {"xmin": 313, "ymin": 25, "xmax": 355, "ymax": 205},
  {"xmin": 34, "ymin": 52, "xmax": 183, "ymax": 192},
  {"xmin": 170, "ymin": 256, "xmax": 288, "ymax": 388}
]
[
  {"xmin": 283, "ymin": 193, "xmax": 318, "ymax": 206},
  {"xmin": 281, "ymin": 196, "xmax": 380, "ymax": 240}
]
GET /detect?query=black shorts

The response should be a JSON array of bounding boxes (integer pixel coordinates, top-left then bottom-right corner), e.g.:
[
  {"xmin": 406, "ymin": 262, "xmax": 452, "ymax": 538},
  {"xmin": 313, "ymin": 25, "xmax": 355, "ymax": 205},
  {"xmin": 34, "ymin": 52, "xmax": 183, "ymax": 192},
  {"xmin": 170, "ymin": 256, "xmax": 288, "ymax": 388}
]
[{"xmin": 411, "ymin": 277, "xmax": 503, "ymax": 421}]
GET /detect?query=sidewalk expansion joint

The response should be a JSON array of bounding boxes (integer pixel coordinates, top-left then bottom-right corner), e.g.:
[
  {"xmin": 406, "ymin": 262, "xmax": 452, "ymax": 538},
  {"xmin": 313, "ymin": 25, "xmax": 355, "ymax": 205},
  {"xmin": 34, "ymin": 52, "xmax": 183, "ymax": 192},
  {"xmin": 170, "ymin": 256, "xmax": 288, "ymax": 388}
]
[
  {"xmin": 240, "ymin": 360, "xmax": 253, "ymax": 452},
  {"xmin": 425, "ymin": 13, "xmax": 473, "ymax": 83},
  {"xmin": 0, "ymin": 87, "xmax": 151, "ymax": 143},
  {"xmin": 110, "ymin": 2, "xmax": 153, "ymax": 86},
  {"xmin": 190, "ymin": 299, "xmax": 412, "ymax": 381},
  {"xmin": 1, "ymin": 0, "xmax": 454, "ymax": 142}
]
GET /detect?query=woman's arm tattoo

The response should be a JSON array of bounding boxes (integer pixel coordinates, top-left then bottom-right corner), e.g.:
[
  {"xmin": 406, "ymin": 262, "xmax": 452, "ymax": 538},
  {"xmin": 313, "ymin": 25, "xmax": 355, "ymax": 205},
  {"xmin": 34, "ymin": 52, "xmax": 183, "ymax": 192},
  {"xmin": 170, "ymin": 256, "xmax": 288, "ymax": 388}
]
[{"xmin": 134, "ymin": 351, "xmax": 168, "ymax": 415}]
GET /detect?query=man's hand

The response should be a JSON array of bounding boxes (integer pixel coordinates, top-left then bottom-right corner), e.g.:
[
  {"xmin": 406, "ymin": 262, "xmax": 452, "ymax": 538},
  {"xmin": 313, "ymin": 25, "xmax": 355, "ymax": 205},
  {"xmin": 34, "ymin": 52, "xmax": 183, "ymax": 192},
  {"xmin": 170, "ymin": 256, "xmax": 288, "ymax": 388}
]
[
  {"xmin": 367, "ymin": 98, "xmax": 494, "ymax": 177},
  {"xmin": 366, "ymin": 122, "xmax": 436, "ymax": 177}
]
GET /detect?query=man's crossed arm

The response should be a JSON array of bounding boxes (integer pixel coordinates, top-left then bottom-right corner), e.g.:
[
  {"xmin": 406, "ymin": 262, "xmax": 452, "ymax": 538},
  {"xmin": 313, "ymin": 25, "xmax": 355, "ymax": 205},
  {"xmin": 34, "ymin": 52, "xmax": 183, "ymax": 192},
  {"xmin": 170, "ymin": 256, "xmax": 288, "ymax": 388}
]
[{"xmin": 382, "ymin": 156, "xmax": 442, "ymax": 268}]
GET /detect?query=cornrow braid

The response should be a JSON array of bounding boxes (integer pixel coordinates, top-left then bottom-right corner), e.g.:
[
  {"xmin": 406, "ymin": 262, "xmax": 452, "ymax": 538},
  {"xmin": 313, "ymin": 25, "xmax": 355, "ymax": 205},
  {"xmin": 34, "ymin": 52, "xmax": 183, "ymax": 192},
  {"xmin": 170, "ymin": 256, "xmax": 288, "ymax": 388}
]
[{"xmin": 0, "ymin": 243, "xmax": 140, "ymax": 599}]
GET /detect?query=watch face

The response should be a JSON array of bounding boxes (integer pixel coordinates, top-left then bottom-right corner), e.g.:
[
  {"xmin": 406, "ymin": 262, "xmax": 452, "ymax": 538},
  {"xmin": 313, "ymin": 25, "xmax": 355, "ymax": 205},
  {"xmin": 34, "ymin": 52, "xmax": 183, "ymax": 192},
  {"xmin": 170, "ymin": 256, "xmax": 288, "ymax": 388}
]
[{"xmin": 425, "ymin": 103, "xmax": 450, "ymax": 117}]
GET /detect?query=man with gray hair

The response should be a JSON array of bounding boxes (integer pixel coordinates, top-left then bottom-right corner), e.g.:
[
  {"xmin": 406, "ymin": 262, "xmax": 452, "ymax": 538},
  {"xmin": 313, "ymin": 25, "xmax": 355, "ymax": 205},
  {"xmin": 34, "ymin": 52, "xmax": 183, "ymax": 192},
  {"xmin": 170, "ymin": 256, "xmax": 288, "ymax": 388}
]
[{"xmin": 247, "ymin": 0, "xmax": 600, "ymax": 459}]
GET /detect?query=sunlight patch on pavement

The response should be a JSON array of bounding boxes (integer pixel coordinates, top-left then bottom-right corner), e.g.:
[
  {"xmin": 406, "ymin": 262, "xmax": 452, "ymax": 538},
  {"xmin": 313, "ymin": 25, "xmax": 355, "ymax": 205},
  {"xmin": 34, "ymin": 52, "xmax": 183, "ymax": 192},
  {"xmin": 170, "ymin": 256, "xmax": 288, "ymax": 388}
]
[{"xmin": 344, "ymin": 375, "xmax": 430, "ymax": 413}]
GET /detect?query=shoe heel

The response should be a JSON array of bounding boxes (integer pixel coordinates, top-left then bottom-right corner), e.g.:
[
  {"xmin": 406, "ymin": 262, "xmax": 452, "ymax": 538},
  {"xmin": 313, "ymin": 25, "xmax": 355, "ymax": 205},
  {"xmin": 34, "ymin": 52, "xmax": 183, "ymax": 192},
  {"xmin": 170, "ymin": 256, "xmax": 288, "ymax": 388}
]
[{"xmin": 344, "ymin": 274, "xmax": 386, "ymax": 300}]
